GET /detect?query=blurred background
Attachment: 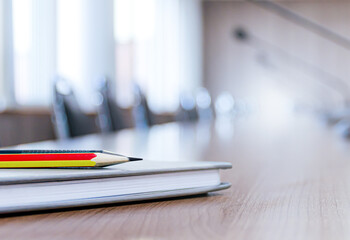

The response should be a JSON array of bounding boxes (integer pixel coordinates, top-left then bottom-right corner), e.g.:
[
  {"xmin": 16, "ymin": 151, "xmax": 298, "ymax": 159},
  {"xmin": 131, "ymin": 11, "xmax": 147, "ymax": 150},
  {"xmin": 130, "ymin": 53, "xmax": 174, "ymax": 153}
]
[{"xmin": 0, "ymin": 0, "xmax": 349, "ymax": 146}]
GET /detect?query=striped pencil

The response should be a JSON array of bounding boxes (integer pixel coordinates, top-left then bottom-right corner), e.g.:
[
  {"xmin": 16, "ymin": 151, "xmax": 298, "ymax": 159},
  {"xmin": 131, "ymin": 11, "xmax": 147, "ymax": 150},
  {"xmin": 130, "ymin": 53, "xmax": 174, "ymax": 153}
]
[{"xmin": 0, "ymin": 150, "xmax": 142, "ymax": 168}]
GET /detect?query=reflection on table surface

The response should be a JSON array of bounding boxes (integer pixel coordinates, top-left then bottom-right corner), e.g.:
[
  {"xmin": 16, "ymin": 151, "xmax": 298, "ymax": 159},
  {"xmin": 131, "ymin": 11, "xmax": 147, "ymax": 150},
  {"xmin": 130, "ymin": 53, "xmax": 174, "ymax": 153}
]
[{"xmin": 12, "ymin": 120, "xmax": 232, "ymax": 162}]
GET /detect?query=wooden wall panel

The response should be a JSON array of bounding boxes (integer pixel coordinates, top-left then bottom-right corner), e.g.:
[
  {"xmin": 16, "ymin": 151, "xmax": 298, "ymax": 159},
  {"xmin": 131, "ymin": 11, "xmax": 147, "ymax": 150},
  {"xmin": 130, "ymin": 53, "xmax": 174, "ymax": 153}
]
[{"xmin": 0, "ymin": 111, "xmax": 55, "ymax": 147}]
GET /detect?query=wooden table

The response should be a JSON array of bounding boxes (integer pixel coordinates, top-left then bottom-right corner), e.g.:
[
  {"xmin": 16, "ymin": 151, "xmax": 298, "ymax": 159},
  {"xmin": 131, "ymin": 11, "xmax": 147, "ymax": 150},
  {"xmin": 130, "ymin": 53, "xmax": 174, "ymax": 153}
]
[{"xmin": 1, "ymin": 114, "xmax": 350, "ymax": 239}]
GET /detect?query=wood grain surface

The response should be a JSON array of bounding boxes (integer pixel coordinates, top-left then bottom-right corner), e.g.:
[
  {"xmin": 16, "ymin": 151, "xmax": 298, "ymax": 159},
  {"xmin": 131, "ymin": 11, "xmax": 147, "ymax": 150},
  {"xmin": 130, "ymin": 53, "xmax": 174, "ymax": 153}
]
[{"xmin": 1, "ymin": 114, "xmax": 350, "ymax": 240}]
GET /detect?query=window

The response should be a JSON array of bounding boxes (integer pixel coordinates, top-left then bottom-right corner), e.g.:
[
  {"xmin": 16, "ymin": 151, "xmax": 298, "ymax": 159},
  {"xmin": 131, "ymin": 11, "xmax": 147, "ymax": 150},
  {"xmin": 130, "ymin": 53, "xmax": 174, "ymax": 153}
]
[
  {"xmin": 0, "ymin": 0, "xmax": 14, "ymax": 108},
  {"xmin": 12, "ymin": 0, "xmax": 56, "ymax": 106},
  {"xmin": 0, "ymin": 1, "xmax": 4, "ymax": 105},
  {"xmin": 6, "ymin": 0, "xmax": 203, "ymax": 112},
  {"xmin": 114, "ymin": 0, "xmax": 203, "ymax": 113}
]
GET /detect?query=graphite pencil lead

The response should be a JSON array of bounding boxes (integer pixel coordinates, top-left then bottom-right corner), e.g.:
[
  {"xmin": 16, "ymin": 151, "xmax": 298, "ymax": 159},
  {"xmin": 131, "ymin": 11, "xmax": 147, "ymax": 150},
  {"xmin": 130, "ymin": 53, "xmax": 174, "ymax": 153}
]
[{"xmin": 128, "ymin": 157, "xmax": 143, "ymax": 161}]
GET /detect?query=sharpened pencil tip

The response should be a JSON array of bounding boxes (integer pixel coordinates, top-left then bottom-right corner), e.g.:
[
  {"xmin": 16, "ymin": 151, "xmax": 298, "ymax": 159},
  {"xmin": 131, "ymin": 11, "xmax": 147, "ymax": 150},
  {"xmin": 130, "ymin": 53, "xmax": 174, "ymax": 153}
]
[{"xmin": 128, "ymin": 157, "xmax": 143, "ymax": 161}]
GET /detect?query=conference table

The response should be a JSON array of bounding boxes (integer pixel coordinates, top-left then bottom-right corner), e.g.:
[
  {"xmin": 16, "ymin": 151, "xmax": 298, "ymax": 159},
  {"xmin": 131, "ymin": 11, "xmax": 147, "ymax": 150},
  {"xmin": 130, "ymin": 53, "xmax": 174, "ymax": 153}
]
[{"xmin": 1, "ymin": 113, "xmax": 350, "ymax": 239}]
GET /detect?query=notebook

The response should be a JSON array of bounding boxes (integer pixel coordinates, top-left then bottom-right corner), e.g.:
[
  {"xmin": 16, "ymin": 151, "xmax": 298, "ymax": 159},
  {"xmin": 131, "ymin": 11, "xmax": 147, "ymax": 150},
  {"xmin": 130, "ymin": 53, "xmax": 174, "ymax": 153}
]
[{"xmin": 0, "ymin": 160, "xmax": 231, "ymax": 214}]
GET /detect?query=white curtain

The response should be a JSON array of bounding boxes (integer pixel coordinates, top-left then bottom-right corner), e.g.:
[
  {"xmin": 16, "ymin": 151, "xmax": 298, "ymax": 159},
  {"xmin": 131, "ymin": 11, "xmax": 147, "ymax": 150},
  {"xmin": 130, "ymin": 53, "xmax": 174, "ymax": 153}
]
[
  {"xmin": 5, "ymin": 0, "xmax": 202, "ymax": 111},
  {"xmin": 12, "ymin": 0, "xmax": 56, "ymax": 105},
  {"xmin": 10, "ymin": 0, "xmax": 115, "ymax": 109},
  {"xmin": 0, "ymin": 0, "xmax": 15, "ymax": 108},
  {"xmin": 115, "ymin": 0, "xmax": 203, "ymax": 113},
  {"xmin": 0, "ymin": 1, "xmax": 4, "ymax": 100},
  {"xmin": 57, "ymin": 0, "xmax": 116, "ymax": 111}
]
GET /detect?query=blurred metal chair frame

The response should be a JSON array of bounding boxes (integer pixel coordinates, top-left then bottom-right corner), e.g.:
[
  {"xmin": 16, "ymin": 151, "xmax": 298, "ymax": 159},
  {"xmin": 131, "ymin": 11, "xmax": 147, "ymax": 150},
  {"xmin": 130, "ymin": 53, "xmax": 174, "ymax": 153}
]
[
  {"xmin": 96, "ymin": 77, "xmax": 128, "ymax": 132},
  {"xmin": 132, "ymin": 84, "xmax": 156, "ymax": 127},
  {"xmin": 52, "ymin": 77, "xmax": 98, "ymax": 139}
]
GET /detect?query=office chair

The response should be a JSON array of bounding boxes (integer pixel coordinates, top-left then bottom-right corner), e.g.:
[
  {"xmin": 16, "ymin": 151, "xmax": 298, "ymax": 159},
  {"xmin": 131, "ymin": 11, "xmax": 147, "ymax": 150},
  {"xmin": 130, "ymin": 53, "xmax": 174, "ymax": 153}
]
[
  {"xmin": 132, "ymin": 84, "xmax": 156, "ymax": 127},
  {"xmin": 176, "ymin": 92, "xmax": 199, "ymax": 122},
  {"xmin": 96, "ymin": 77, "xmax": 128, "ymax": 132},
  {"xmin": 52, "ymin": 77, "xmax": 98, "ymax": 139}
]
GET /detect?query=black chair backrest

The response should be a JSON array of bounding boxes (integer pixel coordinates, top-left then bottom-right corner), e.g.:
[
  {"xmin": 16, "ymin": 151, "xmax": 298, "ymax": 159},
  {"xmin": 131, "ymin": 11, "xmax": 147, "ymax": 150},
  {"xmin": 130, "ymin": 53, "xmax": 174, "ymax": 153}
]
[
  {"xmin": 132, "ymin": 84, "xmax": 156, "ymax": 127},
  {"xmin": 97, "ymin": 78, "xmax": 127, "ymax": 132},
  {"xmin": 52, "ymin": 78, "xmax": 97, "ymax": 138}
]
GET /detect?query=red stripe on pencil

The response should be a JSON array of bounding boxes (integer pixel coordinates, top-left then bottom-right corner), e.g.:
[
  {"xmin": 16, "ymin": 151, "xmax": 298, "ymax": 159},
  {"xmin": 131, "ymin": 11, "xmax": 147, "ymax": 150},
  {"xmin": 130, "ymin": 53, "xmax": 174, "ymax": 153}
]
[{"xmin": 0, "ymin": 153, "xmax": 97, "ymax": 161}]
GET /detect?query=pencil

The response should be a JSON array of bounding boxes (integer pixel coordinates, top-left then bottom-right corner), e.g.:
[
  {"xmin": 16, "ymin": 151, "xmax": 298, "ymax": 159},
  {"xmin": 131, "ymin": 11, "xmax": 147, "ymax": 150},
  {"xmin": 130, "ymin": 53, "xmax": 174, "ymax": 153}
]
[{"xmin": 0, "ymin": 150, "xmax": 142, "ymax": 168}]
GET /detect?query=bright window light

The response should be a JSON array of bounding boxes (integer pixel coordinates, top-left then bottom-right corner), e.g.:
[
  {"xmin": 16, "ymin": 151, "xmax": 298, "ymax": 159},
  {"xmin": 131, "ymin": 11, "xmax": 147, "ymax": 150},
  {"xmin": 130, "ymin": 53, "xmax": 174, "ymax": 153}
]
[
  {"xmin": 57, "ymin": 0, "xmax": 84, "ymax": 90},
  {"xmin": 12, "ymin": 0, "xmax": 32, "ymax": 54},
  {"xmin": 114, "ymin": 0, "xmax": 201, "ymax": 113},
  {"xmin": 12, "ymin": 0, "xmax": 56, "ymax": 106},
  {"xmin": 12, "ymin": 0, "xmax": 33, "ymax": 104}
]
